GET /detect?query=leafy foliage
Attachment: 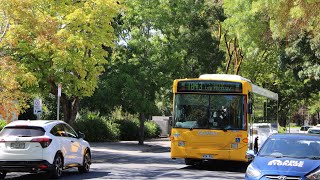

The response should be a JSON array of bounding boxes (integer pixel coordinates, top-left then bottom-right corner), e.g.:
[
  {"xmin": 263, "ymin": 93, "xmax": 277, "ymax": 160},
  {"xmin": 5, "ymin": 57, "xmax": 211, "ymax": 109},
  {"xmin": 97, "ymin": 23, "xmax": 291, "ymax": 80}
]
[
  {"xmin": 115, "ymin": 118, "xmax": 161, "ymax": 140},
  {"xmin": 73, "ymin": 112, "xmax": 120, "ymax": 142},
  {"xmin": 144, "ymin": 120, "xmax": 162, "ymax": 139},
  {"xmin": 82, "ymin": 0, "xmax": 225, "ymax": 114},
  {"xmin": 73, "ymin": 110, "xmax": 161, "ymax": 142},
  {"xmin": 0, "ymin": 0, "xmax": 122, "ymax": 124},
  {"xmin": 0, "ymin": 57, "xmax": 32, "ymax": 120},
  {"xmin": 80, "ymin": 0, "xmax": 225, "ymax": 144},
  {"xmin": 0, "ymin": 119, "xmax": 7, "ymax": 130},
  {"xmin": 222, "ymin": 0, "xmax": 320, "ymax": 125},
  {"xmin": 115, "ymin": 119, "xmax": 139, "ymax": 141},
  {"xmin": 1, "ymin": 0, "xmax": 319, "ymax": 127}
]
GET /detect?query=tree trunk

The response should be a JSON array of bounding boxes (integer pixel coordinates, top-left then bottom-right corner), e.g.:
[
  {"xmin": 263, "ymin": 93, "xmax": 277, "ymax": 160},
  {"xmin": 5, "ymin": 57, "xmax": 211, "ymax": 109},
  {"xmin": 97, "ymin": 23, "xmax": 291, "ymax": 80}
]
[
  {"xmin": 138, "ymin": 113, "xmax": 145, "ymax": 145},
  {"xmin": 60, "ymin": 94, "xmax": 80, "ymax": 125}
]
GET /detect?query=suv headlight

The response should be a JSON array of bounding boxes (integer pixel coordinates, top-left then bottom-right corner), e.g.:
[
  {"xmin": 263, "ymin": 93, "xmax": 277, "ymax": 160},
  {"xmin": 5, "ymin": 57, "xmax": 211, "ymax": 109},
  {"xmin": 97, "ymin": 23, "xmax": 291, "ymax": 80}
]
[
  {"xmin": 246, "ymin": 164, "xmax": 261, "ymax": 178},
  {"xmin": 307, "ymin": 168, "xmax": 320, "ymax": 180}
]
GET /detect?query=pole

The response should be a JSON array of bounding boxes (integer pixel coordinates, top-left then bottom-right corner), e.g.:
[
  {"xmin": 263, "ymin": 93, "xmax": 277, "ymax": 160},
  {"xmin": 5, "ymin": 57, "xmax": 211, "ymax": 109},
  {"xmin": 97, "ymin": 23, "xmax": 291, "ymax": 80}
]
[
  {"xmin": 57, "ymin": 84, "xmax": 62, "ymax": 120},
  {"xmin": 57, "ymin": 96, "xmax": 60, "ymax": 120},
  {"xmin": 288, "ymin": 105, "xmax": 290, "ymax": 133}
]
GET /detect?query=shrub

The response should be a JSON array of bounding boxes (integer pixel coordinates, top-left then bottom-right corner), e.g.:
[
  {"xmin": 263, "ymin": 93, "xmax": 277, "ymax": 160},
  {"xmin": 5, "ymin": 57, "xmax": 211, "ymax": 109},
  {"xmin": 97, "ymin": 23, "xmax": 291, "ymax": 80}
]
[
  {"xmin": 144, "ymin": 120, "xmax": 162, "ymax": 139},
  {"xmin": 115, "ymin": 119, "xmax": 139, "ymax": 141},
  {"xmin": 74, "ymin": 110, "xmax": 162, "ymax": 142},
  {"xmin": 278, "ymin": 126, "xmax": 287, "ymax": 133},
  {"xmin": 115, "ymin": 119, "xmax": 161, "ymax": 140},
  {"xmin": 73, "ymin": 113, "xmax": 120, "ymax": 142}
]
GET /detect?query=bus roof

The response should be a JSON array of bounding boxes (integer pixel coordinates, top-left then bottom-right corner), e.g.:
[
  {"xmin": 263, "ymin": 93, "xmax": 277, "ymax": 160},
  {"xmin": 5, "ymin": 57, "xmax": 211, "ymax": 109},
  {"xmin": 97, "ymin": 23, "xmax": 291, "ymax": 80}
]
[
  {"xmin": 199, "ymin": 74, "xmax": 252, "ymax": 82},
  {"xmin": 198, "ymin": 74, "xmax": 278, "ymax": 101}
]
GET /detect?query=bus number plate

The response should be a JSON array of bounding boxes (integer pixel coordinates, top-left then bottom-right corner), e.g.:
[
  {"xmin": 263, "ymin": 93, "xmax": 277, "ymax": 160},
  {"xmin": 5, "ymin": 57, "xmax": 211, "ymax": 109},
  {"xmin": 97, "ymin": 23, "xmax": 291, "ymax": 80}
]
[
  {"xmin": 10, "ymin": 142, "xmax": 25, "ymax": 149},
  {"xmin": 202, "ymin": 154, "xmax": 212, "ymax": 159}
]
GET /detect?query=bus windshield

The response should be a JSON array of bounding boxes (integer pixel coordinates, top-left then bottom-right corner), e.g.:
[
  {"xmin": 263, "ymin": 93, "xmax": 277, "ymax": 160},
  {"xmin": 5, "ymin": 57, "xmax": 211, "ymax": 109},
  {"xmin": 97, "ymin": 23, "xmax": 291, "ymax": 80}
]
[{"xmin": 173, "ymin": 94, "xmax": 245, "ymax": 130}]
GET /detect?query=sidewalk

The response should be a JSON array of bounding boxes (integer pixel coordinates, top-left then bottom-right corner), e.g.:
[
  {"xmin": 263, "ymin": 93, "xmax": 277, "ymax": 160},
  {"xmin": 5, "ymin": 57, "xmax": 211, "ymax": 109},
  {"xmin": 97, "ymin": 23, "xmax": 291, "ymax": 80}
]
[{"xmin": 90, "ymin": 137, "xmax": 171, "ymax": 153}]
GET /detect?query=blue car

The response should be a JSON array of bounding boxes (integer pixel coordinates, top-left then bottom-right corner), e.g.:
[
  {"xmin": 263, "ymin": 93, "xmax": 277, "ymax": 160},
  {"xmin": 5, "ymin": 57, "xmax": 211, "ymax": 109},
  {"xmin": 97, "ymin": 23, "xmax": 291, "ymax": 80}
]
[{"xmin": 245, "ymin": 133, "xmax": 320, "ymax": 180}]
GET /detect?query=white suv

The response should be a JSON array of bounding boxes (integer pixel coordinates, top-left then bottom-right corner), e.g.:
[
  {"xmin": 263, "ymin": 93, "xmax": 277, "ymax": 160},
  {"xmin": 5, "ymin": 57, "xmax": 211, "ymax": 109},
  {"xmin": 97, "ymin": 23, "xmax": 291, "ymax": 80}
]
[{"xmin": 0, "ymin": 120, "xmax": 91, "ymax": 179}]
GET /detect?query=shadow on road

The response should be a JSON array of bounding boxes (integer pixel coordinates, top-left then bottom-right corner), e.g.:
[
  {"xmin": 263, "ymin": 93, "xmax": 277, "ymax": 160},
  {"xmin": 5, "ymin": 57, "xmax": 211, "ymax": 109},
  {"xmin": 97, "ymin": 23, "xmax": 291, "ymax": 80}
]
[
  {"xmin": 4, "ymin": 170, "xmax": 111, "ymax": 180},
  {"xmin": 184, "ymin": 160, "xmax": 248, "ymax": 173}
]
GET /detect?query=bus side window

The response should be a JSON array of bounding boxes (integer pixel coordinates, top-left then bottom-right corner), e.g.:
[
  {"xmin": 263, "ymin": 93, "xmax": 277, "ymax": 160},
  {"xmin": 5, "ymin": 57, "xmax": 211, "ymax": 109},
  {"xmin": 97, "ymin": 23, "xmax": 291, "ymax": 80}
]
[{"xmin": 248, "ymin": 92, "xmax": 253, "ymax": 114}]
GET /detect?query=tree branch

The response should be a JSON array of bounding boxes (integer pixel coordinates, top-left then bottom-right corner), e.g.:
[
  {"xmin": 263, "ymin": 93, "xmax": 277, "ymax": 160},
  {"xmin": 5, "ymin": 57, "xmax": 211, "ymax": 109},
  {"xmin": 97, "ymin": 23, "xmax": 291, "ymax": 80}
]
[
  {"xmin": 224, "ymin": 34, "xmax": 233, "ymax": 74},
  {"xmin": 0, "ymin": 12, "xmax": 9, "ymax": 43}
]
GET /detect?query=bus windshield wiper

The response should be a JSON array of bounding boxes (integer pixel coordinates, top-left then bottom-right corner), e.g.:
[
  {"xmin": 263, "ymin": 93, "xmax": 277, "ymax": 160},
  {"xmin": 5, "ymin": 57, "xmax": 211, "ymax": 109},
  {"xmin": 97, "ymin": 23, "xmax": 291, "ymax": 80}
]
[{"xmin": 223, "ymin": 126, "xmax": 231, "ymax": 132}]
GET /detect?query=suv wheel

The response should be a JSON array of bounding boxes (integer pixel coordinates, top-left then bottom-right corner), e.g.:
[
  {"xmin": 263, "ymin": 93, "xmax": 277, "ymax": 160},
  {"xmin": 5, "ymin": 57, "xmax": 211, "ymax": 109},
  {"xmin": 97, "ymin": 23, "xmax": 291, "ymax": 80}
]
[
  {"xmin": 78, "ymin": 150, "xmax": 91, "ymax": 173},
  {"xmin": 50, "ymin": 153, "xmax": 63, "ymax": 179},
  {"xmin": 0, "ymin": 172, "xmax": 6, "ymax": 179}
]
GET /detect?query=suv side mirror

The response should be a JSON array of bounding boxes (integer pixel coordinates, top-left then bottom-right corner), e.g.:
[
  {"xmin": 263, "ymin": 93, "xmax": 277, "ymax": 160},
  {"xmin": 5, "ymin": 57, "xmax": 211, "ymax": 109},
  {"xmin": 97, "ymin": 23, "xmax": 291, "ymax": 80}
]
[{"xmin": 78, "ymin": 132, "xmax": 85, "ymax": 139}]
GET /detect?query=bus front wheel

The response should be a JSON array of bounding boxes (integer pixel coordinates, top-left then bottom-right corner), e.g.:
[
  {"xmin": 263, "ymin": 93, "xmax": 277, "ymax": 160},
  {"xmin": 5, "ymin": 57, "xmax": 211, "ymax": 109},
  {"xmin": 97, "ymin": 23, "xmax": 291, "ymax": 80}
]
[
  {"xmin": 185, "ymin": 158, "xmax": 194, "ymax": 165},
  {"xmin": 185, "ymin": 158, "xmax": 202, "ymax": 166}
]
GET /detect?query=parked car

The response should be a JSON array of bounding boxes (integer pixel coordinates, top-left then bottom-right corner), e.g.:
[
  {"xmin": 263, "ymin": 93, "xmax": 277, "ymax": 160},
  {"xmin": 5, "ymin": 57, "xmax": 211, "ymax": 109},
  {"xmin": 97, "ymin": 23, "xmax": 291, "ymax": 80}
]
[
  {"xmin": 0, "ymin": 120, "xmax": 91, "ymax": 179},
  {"xmin": 307, "ymin": 127, "xmax": 320, "ymax": 135},
  {"xmin": 299, "ymin": 125, "xmax": 312, "ymax": 133},
  {"xmin": 245, "ymin": 133, "xmax": 320, "ymax": 180}
]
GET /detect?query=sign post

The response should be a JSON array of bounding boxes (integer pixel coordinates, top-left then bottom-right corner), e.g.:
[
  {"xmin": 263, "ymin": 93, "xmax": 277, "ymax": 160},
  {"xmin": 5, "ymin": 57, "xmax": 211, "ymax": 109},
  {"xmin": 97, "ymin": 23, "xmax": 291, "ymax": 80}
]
[
  {"xmin": 57, "ymin": 84, "xmax": 62, "ymax": 120},
  {"xmin": 33, "ymin": 98, "xmax": 42, "ymax": 120}
]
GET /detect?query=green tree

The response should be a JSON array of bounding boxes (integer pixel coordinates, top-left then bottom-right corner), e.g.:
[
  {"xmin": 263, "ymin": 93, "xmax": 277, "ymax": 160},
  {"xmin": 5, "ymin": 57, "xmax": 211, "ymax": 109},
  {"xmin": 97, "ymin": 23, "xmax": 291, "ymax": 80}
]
[
  {"xmin": 81, "ymin": 0, "xmax": 225, "ymax": 144},
  {"xmin": 222, "ymin": 0, "xmax": 320, "ymax": 125},
  {"xmin": 0, "ymin": 57, "xmax": 33, "ymax": 120},
  {"xmin": 112, "ymin": 0, "xmax": 164, "ymax": 145},
  {"xmin": 308, "ymin": 93, "xmax": 320, "ymax": 124},
  {"xmin": 0, "ymin": 0, "xmax": 122, "ymax": 124}
]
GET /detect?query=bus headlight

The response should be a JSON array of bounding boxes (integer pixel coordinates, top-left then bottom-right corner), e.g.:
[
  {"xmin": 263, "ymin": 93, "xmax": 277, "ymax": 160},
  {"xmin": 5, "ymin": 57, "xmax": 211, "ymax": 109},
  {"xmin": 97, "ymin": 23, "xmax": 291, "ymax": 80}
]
[
  {"xmin": 178, "ymin": 141, "xmax": 185, "ymax": 147},
  {"xmin": 307, "ymin": 168, "xmax": 320, "ymax": 180},
  {"xmin": 246, "ymin": 164, "xmax": 261, "ymax": 178}
]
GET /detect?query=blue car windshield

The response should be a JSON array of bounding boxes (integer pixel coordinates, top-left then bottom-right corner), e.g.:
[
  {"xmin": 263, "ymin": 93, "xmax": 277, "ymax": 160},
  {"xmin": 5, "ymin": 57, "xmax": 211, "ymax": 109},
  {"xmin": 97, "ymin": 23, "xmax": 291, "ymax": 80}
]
[{"xmin": 259, "ymin": 138, "xmax": 320, "ymax": 159}]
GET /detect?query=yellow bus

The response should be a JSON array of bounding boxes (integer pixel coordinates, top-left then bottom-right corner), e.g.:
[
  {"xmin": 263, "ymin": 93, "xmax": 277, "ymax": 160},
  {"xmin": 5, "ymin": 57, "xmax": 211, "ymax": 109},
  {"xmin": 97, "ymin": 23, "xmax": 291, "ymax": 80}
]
[{"xmin": 170, "ymin": 74, "xmax": 278, "ymax": 165}]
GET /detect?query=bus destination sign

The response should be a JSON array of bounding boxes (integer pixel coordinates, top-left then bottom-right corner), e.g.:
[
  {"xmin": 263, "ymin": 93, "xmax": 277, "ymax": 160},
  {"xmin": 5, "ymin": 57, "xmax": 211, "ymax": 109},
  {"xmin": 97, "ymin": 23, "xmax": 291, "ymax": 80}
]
[{"xmin": 177, "ymin": 81, "xmax": 242, "ymax": 93}]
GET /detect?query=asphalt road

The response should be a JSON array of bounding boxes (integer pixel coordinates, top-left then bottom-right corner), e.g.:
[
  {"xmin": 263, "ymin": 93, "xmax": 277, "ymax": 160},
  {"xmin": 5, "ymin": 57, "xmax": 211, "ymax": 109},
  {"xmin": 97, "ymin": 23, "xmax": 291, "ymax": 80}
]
[{"xmin": 3, "ymin": 139, "xmax": 247, "ymax": 179}]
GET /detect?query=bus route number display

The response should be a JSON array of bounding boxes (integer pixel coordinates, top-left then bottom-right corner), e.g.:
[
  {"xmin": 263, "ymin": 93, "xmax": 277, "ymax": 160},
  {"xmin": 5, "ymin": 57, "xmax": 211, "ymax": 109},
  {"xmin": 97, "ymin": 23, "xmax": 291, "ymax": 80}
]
[{"xmin": 177, "ymin": 81, "xmax": 242, "ymax": 93}]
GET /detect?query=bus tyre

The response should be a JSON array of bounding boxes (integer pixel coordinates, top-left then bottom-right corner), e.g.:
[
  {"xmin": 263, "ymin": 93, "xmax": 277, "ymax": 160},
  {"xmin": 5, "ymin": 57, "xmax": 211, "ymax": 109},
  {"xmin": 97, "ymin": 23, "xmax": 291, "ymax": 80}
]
[{"xmin": 185, "ymin": 158, "xmax": 195, "ymax": 165}]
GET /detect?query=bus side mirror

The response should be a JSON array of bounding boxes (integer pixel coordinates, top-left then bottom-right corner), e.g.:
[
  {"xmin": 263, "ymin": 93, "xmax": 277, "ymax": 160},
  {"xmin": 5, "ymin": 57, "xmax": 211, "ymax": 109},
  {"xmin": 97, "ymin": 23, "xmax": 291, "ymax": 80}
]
[
  {"xmin": 169, "ymin": 116, "xmax": 172, "ymax": 126},
  {"xmin": 248, "ymin": 102, "xmax": 253, "ymax": 114}
]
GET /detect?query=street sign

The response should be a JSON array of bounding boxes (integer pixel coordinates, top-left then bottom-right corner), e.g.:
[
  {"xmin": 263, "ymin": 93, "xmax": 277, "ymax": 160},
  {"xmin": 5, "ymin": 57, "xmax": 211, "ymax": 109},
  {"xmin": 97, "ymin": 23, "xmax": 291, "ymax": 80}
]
[
  {"xmin": 33, "ymin": 98, "xmax": 42, "ymax": 114},
  {"xmin": 58, "ymin": 84, "xmax": 62, "ymax": 97}
]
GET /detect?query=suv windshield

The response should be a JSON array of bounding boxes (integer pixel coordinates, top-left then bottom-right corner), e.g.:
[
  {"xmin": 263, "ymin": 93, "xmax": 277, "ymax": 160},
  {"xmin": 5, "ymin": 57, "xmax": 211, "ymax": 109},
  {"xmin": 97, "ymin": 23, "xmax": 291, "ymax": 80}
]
[
  {"xmin": 173, "ymin": 94, "xmax": 245, "ymax": 130},
  {"xmin": 259, "ymin": 138, "xmax": 320, "ymax": 158},
  {"xmin": 300, "ymin": 126, "xmax": 311, "ymax": 131},
  {"xmin": 0, "ymin": 126, "xmax": 45, "ymax": 137}
]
